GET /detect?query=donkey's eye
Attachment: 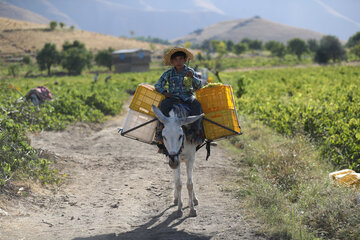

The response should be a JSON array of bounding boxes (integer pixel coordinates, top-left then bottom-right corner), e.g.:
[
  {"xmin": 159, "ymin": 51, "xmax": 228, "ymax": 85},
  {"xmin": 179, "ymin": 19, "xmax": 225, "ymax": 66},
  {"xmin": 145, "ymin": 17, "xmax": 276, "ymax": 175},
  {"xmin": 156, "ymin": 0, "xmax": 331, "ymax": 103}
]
[
  {"xmin": 163, "ymin": 136, "xmax": 167, "ymax": 141},
  {"xmin": 178, "ymin": 135, "xmax": 182, "ymax": 141}
]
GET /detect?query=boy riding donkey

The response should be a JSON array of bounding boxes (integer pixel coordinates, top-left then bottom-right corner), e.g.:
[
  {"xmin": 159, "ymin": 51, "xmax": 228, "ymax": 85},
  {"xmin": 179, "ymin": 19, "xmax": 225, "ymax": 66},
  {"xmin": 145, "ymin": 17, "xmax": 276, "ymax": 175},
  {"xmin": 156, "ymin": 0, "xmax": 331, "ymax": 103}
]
[{"xmin": 155, "ymin": 47, "xmax": 204, "ymax": 153}]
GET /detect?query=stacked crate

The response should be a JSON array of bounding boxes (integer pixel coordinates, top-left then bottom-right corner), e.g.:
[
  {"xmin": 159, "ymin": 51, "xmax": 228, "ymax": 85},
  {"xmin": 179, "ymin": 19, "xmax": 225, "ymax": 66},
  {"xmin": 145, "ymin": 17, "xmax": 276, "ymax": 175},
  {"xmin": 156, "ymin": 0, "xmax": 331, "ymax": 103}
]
[
  {"xmin": 121, "ymin": 84, "xmax": 165, "ymax": 143},
  {"xmin": 196, "ymin": 85, "xmax": 241, "ymax": 140}
]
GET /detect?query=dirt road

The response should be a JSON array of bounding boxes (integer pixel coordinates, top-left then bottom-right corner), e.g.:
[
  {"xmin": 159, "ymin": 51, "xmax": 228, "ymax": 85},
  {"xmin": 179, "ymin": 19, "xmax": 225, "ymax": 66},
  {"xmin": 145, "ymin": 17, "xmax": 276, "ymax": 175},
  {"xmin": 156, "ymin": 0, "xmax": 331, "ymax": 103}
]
[{"xmin": 0, "ymin": 105, "xmax": 266, "ymax": 240}]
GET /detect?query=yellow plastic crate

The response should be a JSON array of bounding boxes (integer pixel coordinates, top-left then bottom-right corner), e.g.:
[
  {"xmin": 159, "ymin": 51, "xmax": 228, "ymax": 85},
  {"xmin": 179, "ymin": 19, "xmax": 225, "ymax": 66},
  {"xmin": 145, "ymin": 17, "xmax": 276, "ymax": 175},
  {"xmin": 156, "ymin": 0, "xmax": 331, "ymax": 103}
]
[
  {"xmin": 329, "ymin": 169, "xmax": 355, "ymax": 180},
  {"xmin": 203, "ymin": 109, "xmax": 241, "ymax": 140},
  {"xmin": 129, "ymin": 84, "xmax": 165, "ymax": 117},
  {"xmin": 336, "ymin": 173, "xmax": 360, "ymax": 188},
  {"xmin": 330, "ymin": 169, "xmax": 360, "ymax": 188},
  {"xmin": 196, "ymin": 85, "xmax": 235, "ymax": 114}
]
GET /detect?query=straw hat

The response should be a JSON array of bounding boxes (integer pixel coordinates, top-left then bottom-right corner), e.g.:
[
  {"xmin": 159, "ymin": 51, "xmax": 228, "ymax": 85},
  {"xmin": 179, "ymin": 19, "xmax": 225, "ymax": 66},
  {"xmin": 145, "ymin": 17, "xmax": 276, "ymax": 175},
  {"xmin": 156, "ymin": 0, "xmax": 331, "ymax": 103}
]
[{"xmin": 163, "ymin": 47, "xmax": 194, "ymax": 66}]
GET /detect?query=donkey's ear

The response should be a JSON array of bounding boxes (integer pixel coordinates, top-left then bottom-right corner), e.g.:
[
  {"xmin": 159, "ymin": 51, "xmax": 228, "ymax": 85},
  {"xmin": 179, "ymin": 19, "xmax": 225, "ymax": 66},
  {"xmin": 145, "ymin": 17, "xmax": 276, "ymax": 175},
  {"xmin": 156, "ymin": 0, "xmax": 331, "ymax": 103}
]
[
  {"xmin": 179, "ymin": 113, "xmax": 204, "ymax": 126},
  {"xmin": 152, "ymin": 105, "xmax": 168, "ymax": 124}
]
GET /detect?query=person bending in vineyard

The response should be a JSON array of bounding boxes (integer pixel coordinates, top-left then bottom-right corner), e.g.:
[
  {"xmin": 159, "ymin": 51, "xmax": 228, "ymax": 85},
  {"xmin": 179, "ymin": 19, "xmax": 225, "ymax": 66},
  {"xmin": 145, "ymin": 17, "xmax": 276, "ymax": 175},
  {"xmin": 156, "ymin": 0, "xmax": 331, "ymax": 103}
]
[{"xmin": 154, "ymin": 47, "xmax": 204, "ymax": 153}]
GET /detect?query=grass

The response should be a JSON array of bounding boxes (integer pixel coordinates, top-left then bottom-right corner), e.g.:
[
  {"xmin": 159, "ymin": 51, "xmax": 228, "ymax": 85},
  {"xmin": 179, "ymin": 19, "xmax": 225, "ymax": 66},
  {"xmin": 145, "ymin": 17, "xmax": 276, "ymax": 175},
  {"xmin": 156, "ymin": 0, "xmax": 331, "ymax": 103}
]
[{"xmin": 222, "ymin": 116, "xmax": 360, "ymax": 239}]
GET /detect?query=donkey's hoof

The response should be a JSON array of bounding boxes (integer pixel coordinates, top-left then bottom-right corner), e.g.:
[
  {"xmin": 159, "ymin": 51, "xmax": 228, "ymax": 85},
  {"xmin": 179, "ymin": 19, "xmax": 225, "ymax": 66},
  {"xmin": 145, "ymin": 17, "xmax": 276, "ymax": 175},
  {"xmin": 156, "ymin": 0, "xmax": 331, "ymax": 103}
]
[
  {"xmin": 193, "ymin": 198, "xmax": 199, "ymax": 206},
  {"xmin": 189, "ymin": 209, "xmax": 197, "ymax": 217},
  {"xmin": 176, "ymin": 210, "xmax": 183, "ymax": 218}
]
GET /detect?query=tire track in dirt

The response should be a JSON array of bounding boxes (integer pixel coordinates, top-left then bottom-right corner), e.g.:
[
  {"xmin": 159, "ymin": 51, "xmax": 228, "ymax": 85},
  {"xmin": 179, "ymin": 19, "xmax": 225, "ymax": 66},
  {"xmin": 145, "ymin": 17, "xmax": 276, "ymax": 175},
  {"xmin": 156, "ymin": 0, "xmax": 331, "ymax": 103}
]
[{"xmin": 0, "ymin": 105, "xmax": 267, "ymax": 240}]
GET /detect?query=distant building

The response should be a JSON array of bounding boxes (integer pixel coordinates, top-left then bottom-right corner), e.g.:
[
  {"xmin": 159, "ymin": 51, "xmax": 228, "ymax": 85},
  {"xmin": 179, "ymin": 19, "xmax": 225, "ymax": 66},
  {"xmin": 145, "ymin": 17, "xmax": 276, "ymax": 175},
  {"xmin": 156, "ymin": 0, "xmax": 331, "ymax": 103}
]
[{"xmin": 112, "ymin": 49, "xmax": 151, "ymax": 73}]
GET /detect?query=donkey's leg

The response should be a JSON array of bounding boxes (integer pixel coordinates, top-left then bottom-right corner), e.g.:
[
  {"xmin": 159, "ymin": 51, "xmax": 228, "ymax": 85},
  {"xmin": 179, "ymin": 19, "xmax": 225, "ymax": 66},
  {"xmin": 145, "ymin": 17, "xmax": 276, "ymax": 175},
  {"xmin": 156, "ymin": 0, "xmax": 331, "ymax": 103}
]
[
  {"xmin": 173, "ymin": 166, "xmax": 182, "ymax": 216},
  {"xmin": 186, "ymin": 157, "xmax": 197, "ymax": 217}
]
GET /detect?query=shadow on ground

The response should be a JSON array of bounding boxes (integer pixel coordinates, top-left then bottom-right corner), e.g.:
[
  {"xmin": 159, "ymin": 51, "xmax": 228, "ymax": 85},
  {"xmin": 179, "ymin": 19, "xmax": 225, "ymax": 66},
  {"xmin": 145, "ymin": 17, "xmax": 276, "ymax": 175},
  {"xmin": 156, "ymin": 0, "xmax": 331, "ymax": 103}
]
[{"xmin": 73, "ymin": 206, "xmax": 211, "ymax": 240}]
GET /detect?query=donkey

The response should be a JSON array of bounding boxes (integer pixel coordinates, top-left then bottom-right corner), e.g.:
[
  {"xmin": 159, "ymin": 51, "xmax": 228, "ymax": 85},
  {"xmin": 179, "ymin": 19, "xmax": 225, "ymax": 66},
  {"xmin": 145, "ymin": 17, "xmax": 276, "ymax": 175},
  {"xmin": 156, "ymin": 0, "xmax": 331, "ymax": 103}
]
[{"xmin": 152, "ymin": 105, "xmax": 204, "ymax": 217}]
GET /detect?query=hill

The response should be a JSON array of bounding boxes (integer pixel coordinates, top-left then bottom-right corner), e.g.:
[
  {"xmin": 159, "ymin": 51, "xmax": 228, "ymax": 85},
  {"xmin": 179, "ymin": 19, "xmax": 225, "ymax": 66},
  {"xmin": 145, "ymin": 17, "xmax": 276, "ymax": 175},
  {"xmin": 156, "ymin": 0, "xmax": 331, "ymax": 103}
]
[
  {"xmin": 0, "ymin": 17, "xmax": 167, "ymax": 59},
  {"xmin": 171, "ymin": 17, "xmax": 325, "ymax": 44},
  {"xmin": 1, "ymin": 0, "xmax": 229, "ymax": 40},
  {"xmin": 0, "ymin": 16, "xmax": 46, "ymax": 31}
]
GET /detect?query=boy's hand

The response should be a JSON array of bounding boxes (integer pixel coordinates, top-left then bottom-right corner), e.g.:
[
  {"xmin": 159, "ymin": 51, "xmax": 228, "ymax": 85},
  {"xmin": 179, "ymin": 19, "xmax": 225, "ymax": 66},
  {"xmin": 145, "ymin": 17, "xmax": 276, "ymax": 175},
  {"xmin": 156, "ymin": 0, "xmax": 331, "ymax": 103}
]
[
  {"xmin": 186, "ymin": 71, "xmax": 193, "ymax": 78},
  {"xmin": 163, "ymin": 92, "xmax": 172, "ymax": 98}
]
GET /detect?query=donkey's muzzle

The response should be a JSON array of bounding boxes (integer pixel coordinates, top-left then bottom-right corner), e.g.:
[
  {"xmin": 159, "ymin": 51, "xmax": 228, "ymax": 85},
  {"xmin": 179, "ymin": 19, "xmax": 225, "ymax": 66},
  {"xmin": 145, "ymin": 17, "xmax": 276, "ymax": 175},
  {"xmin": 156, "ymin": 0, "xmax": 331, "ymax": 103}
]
[{"xmin": 168, "ymin": 155, "xmax": 179, "ymax": 169}]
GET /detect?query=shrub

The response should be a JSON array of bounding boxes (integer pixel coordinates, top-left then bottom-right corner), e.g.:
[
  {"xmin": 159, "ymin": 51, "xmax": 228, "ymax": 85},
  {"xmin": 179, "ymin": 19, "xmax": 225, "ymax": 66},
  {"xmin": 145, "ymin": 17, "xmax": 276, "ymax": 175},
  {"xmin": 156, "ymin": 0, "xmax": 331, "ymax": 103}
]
[
  {"xmin": 7, "ymin": 63, "xmax": 20, "ymax": 77},
  {"xmin": 22, "ymin": 55, "xmax": 32, "ymax": 65},
  {"xmin": 0, "ymin": 99, "xmax": 60, "ymax": 185}
]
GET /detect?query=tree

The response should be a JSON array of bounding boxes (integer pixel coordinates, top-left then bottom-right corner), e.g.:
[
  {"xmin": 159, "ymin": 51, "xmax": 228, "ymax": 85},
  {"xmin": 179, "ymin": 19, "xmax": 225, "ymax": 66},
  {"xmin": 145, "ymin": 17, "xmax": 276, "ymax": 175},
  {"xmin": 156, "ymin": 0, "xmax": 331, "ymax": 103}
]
[
  {"xmin": 95, "ymin": 47, "xmax": 114, "ymax": 71},
  {"xmin": 232, "ymin": 42, "xmax": 247, "ymax": 55},
  {"xmin": 184, "ymin": 41, "xmax": 192, "ymax": 49},
  {"xmin": 264, "ymin": 40, "xmax": 278, "ymax": 51},
  {"xmin": 314, "ymin": 35, "xmax": 346, "ymax": 64},
  {"xmin": 61, "ymin": 40, "xmax": 92, "ymax": 75},
  {"xmin": 214, "ymin": 41, "xmax": 227, "ymax": 56},
  {"xmin": 307, "ymin": 39, "xmax": 319, "ymax": 53},
  {"xmin": 248, "ymin": 39, "xmax": 263, "ymax": 50},
  {"xmin": 200, "ymin": 40, "xmax": 212, "ymax": 53},
  {"xmin": 350, "ymin": 44, "xmax": 360, "ymax": 59},
  {"xmin": 59, "ymin": 22, "xmax": 66, "ymax": 29},
  {"xmin": 241, "ymin": 38, "xmax": 251, "ymax": 45},
  {"xmin": 287, "ymin": 38, "xmax": 308, "ymax": 60},
  {"xmin": 346, "ymin": 32, "xmax": 360, "ymax": 48},
  {"xmin": 225, "ymin": 40, "xmax": 234, "ymax": 52},
  {"xmin": 36, "ymin": 43, "xmax": 60, "ymax": 76},
  {"xmin": 49, "ymin": 21, "xmax": 57, "ymax": 30},
  {"xmin": 265, "ymin": 41, "xmax": 286, "ymax": 58}
]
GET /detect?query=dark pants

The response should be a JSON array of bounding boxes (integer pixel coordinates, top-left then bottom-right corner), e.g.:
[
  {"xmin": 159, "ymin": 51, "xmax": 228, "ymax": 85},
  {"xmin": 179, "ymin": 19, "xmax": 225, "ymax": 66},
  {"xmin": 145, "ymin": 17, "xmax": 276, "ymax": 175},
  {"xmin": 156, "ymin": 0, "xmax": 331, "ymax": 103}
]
[{"xmin": 159, "ymin": 96, "xmax": 203, "ymax": 130}]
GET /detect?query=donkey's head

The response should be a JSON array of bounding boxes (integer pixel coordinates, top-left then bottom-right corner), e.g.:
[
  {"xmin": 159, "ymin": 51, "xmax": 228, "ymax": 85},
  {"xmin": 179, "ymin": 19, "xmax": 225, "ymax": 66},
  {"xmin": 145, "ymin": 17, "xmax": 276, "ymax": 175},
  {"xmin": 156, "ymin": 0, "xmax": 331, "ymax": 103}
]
[{"xmin": 152, "ymin": 105, "xmax": 203, "ymax": 169}]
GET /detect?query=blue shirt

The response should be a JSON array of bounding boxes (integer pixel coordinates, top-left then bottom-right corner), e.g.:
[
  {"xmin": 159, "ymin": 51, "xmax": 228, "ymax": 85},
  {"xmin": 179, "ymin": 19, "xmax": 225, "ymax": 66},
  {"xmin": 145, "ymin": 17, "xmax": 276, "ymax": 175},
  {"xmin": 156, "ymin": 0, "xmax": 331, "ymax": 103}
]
[{"xmin": 155, "ymin": 65, "xmax": 202, "ymax": 101}]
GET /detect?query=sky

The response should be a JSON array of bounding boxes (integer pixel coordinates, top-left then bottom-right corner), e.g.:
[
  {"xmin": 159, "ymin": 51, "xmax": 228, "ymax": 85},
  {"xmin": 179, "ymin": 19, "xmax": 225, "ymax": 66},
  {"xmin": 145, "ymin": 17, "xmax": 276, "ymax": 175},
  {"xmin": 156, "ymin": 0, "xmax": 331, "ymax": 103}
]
[
  {"xmin": 124, "ymin": 0, "xmax": 360, "ymax": 40},
  {"xmin": 4, "ymin": 0, "xmax": 360, "ymax": 40}
]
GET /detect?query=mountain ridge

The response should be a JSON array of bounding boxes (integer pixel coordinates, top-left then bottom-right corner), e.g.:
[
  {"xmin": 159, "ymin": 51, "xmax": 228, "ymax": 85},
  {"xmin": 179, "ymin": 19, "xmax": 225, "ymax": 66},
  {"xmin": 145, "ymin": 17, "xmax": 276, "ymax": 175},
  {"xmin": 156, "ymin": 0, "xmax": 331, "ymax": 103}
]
[
  {"xmin": 0, "ymin": 1, "xmax": 49, "ymax": 24},
  {"xmin": 171, "ymin": 17, "xmax": 326, "ymax": 44}
]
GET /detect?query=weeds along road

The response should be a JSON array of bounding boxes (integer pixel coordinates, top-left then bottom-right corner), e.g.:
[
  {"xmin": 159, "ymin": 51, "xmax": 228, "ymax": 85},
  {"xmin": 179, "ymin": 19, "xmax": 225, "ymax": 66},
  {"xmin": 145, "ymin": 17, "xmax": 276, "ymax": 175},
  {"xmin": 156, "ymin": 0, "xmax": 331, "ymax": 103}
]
[{"xmin": 0, "ymin": 104, "xmax": 267, "ymax": 240}]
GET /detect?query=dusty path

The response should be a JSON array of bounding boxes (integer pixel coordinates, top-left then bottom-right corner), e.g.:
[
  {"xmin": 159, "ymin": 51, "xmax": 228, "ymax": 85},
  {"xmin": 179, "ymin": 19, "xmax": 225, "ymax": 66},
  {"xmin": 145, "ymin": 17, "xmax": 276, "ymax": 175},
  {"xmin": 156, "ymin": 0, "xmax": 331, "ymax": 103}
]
[{"xmin": 0, "ymin": 105, "xmax": 266, "ymax": 240}]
